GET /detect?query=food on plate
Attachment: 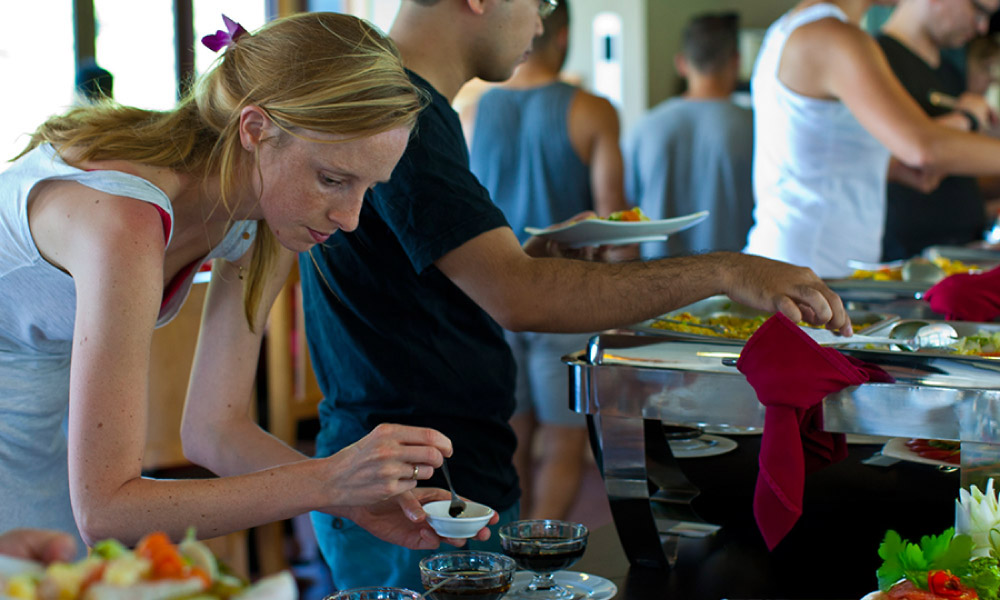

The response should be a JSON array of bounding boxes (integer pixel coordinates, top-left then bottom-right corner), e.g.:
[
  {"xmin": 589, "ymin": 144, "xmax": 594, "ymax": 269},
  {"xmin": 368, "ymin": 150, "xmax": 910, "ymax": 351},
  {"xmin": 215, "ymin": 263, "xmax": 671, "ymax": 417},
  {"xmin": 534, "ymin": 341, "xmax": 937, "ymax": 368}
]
[
  {"xmin": 850, "ymin": 257, "xmax": 979, "ymax": 281},
  {"xmin": 602, "ymin": 207, "xmax": 649, "ymax": 222},
  {"xmin": 864, "ymin": 480, "xmax": 1000, "ymax": 599},
  {"xmin": 905, "ymin": 439, "xmax": 960, "ymax": 465},
  {"xmin": 0, "ymin": 529, "xmax": 296, "ymax": 600},
  {"xmin": 865, "ymin": 529, "xmax": 992, "ymax": 599}
]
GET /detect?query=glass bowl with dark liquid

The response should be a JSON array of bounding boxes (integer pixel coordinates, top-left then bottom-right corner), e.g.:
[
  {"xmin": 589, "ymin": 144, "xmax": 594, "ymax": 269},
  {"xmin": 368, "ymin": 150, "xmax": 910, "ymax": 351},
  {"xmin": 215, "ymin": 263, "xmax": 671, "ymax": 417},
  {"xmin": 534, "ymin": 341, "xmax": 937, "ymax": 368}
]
[
  {"xmin": 323, "ymin": 587, "xmax": 422, "ymax": 600},
  {"xmin": 418, "ymin": 550, "xmax": 516, "ymax": 600},
  {"xmin": 498, "ymin": 520, "xmax": 589, "ymax": 600}
]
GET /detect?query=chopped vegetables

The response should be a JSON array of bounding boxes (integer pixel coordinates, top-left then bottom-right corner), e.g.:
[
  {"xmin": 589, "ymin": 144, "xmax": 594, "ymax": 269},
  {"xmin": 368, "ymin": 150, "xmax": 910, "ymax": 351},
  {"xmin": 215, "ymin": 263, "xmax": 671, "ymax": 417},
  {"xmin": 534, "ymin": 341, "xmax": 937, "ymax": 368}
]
[
  {"xmin": 605, "ymin": 207, "xmax": 649, "ymax": 222},
  {"xmin": 0, "ymin": 529, "xmax": 273, "ymax": 600},
  {"xmin": 905, "ymin": 439, "xmax": 960, "ymax": 464},
  {"xmin": 954, "ymin": 332, "xmax": 1000, "ymax": 356}
]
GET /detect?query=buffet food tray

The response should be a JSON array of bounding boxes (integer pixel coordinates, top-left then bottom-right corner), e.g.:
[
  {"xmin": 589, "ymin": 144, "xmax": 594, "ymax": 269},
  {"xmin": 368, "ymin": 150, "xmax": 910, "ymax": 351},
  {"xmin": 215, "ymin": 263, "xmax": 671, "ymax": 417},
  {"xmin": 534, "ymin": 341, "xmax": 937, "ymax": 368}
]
[{"xmin": 629, "ymin": 295, "xmax": 896, "ymax": 344}]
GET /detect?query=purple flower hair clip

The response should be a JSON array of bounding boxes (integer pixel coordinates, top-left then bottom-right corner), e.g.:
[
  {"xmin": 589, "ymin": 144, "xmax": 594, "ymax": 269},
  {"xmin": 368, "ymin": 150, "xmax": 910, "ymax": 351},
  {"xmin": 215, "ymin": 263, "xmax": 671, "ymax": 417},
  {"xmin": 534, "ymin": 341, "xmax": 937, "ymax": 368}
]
[{"xmin": 201, "ymin": 15, "xmax": 248, "ymax": 53}]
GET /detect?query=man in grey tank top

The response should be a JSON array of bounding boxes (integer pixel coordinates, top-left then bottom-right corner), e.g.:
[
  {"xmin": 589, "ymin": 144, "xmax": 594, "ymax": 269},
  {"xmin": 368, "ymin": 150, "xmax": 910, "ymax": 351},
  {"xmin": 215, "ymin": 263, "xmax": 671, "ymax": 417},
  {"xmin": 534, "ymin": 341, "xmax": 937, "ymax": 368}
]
[
  {"xmin": 623, "ymin": 12, "xmax": 754, "ymax": 259},
  {"xmin": 462, "ymin": 0, "xmax": 631, "ymax": 522}
]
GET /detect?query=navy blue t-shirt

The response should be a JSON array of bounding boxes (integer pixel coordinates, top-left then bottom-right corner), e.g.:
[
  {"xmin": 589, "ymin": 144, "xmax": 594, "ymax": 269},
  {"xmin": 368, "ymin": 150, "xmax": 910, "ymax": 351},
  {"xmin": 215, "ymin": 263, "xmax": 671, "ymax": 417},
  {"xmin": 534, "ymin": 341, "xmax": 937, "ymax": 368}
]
[{"xmin": 299, "ymin": 71, "xmax": 519, "ymax": 512}]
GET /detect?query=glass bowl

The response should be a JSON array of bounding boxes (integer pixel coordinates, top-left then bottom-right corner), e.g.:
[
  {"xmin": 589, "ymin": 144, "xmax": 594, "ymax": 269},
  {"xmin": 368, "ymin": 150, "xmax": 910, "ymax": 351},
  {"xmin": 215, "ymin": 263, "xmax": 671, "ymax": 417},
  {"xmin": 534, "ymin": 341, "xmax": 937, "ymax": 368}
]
[
  {"xmin": 498, "ymin": 520, "xmax": 589, "ymax": 600},
  {"xmin": 323, "ymin": 587, "xmax": 422, "ymax": 600},
  {"xmin": 418, "ymin": 550, "xmax": 516, "ymax": 600}
]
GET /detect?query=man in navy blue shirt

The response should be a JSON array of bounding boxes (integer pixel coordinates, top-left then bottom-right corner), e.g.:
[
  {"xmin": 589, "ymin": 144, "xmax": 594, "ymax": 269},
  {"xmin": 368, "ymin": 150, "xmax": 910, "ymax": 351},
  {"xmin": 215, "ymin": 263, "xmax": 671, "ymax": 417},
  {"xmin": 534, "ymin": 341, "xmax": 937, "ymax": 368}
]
[{"xmin": 301, "ymin": 0, "xmax": 852, "ymax": 590}]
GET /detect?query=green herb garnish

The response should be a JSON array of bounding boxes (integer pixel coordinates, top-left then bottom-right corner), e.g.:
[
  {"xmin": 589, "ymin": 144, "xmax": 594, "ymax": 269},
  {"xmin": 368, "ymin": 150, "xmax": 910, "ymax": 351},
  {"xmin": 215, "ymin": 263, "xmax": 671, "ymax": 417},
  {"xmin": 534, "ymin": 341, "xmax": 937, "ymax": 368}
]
[{"xmin": 876, "ymin": 528, "xmax": 974, "ymax": 591}]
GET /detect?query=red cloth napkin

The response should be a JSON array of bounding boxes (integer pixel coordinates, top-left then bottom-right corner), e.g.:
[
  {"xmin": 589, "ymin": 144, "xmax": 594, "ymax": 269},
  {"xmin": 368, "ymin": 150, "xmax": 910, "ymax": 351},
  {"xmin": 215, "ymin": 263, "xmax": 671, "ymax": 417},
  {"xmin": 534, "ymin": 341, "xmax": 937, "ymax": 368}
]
[
  {"xmin": 736, "ymin": 313, "xmax": 894, "ymax": 550},
  {"xmin": 925, "ymin": 265, "xmax": 1000, "ymax": 321}
]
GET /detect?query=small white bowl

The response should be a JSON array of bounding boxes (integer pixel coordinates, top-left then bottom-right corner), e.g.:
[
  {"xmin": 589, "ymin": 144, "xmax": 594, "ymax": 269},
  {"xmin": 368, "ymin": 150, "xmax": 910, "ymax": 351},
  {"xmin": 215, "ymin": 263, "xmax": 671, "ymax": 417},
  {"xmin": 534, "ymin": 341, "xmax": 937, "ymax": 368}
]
[{"xmin": 423, "ymin": 500, "xmax": 495, "ymax": 538}]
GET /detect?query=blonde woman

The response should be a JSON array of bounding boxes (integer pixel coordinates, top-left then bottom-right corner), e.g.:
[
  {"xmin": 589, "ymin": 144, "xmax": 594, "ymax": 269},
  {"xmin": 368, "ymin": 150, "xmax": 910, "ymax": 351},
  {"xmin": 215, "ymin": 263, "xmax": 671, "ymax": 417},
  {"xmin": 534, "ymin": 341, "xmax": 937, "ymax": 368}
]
[{"xmin": 0, "ymin": 12, "xmax": 489, "ymax": 552}]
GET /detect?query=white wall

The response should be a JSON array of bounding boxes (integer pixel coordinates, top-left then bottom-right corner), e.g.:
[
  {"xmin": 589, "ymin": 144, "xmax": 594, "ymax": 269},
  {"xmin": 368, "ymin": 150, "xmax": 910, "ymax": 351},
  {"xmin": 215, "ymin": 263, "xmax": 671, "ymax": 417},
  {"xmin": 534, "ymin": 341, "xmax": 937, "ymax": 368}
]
[{"xmin": 562, "ymin": 0, "xmax": 646, "ymax": 136}]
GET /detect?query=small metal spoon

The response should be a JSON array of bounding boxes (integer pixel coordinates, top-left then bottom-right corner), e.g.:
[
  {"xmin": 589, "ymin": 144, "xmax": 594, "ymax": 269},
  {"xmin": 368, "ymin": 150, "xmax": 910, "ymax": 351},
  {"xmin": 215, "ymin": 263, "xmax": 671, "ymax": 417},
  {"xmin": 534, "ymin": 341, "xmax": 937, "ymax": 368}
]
[{"xmin": 439, "ymin": 458, "xmax": 467, "ymax": 518}]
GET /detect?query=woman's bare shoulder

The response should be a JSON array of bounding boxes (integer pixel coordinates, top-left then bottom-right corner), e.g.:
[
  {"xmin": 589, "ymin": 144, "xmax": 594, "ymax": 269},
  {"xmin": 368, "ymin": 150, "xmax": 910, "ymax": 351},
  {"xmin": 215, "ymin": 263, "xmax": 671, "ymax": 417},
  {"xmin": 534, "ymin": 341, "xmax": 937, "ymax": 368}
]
[{"xmin": 28, "ymin": 180, "xmax": 168, "ymax": 275}]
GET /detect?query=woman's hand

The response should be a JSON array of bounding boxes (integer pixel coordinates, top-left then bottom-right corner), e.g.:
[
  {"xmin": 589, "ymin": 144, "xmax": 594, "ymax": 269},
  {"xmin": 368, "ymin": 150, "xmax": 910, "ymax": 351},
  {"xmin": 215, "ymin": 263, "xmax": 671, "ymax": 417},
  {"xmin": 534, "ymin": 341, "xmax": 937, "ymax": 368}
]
[
  {"xmin": 0, "ymin": 529, "xmax": 76, "ymax": 564},
  {"xmin": 341, "ymin": 488, "xmax": 496, "ymax": 550},
  {"xmin": 319, "ymin": 423, "xmax": 453, "ymax": 507}
]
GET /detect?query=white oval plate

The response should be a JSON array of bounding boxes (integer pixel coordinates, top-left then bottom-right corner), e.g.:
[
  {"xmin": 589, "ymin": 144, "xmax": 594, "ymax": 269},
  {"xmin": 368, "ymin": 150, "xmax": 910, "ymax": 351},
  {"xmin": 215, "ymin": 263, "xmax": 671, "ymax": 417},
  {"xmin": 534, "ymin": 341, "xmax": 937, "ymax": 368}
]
[
  {"xmin": 880, "ymin": 437, "xmax": 958, "ymax": 468},
  {"xmin": 668, "ymin": 434, "xmax": 737, "ymax": 459},
  {"xmin": 524, "ymin": 211, "xmax": 710, "ymax": 248},
  {"xmin": 510, "ymin": 571, "xmax": 617, "ymax": 600},
  {"xmin": 0, "ymin": 554, "xmax": 42, "ymax": 577}
]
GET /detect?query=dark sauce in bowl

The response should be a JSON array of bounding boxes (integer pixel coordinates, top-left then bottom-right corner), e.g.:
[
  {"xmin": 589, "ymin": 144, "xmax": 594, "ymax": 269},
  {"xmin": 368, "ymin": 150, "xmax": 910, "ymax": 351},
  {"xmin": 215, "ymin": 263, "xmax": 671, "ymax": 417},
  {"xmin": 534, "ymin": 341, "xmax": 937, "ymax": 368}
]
[
  {"xmin": 503, "ymin": 546, "xmax": 586, "ymax": 573},
  {"xmin": 422, "ymin": 569, "xmax": 512, "ymax": 600}
]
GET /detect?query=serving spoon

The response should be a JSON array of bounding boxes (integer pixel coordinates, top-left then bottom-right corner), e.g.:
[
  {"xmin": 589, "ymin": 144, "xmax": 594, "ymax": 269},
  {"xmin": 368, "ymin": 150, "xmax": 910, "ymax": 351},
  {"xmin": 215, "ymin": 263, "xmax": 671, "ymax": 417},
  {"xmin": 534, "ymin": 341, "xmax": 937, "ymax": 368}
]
[{"xmin": 801, "ymin": 321, "xmax": 958, "ymax": 351}]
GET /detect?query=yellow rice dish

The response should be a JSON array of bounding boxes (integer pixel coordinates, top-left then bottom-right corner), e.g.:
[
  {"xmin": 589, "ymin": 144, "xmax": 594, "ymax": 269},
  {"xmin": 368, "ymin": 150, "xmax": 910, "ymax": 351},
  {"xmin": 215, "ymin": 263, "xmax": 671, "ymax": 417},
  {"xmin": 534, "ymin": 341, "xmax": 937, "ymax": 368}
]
[
  {"xmin": 650, "ymin": 312, "xmax": 767, "ymax": 340},
  {"xmin": 849, "ymin": 257, "xmax": 978, "ymax": 281}
]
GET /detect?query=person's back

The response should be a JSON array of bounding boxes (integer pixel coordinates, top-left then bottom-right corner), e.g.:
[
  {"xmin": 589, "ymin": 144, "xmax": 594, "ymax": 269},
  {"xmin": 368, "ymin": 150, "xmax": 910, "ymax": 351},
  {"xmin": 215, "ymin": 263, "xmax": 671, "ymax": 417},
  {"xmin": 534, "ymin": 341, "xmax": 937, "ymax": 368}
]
[
  {"xmin": 625, "ymin": 12, "xmax": 754, "ymax": 259},
  {"xmin": 470, "ymin": 81, "xmax": 592, "ymax": 242},
  {"xmin": 876, "ymin": 0, "xmax": 988, "ymax": 260},
  {"xmin": 629, "ymin": 99, "xmax": 752, "ymax": 258}
]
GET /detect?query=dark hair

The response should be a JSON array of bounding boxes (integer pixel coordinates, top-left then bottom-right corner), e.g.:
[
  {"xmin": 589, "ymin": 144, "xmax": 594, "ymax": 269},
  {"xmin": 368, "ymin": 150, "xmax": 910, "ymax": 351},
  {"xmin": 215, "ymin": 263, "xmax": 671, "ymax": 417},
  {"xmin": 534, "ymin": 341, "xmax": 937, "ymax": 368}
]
[
  {"xmin": 533, "ymin": 0, "xmax": 569, "ymax": 51},
  {"xmin": 682, "ymin": 12, "xmax": 739, "ymax": 74}
]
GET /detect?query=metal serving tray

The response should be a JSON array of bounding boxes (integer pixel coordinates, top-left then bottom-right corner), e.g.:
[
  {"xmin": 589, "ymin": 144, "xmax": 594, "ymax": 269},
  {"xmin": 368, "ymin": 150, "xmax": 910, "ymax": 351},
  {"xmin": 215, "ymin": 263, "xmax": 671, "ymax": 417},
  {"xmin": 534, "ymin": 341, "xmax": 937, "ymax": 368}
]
[
  {"xmin": 629, "ymin": 295, "xmax": 896, "ymax": 343},
  {"xmin": 825, "ymin": 247, "xmax": 1000, "ymax": 302},
  {"xmin": 823, "ymin": 277, "xmax": 931, "ymax": 302},
  {"xmin": 923, "ymin": 245, "xmax": 1000, "ymax": 269}
]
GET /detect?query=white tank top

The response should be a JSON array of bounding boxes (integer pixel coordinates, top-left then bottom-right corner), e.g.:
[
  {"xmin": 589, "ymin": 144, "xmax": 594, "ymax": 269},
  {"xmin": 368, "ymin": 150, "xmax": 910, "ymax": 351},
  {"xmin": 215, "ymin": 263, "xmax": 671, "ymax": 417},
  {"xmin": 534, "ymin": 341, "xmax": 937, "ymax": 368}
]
[
  {"xmin": 0, "ymin": 143, "xmax": 256, "ymax": 551},
  {"xmin": 743, "ymin": 3, "xmax": 891, "ymax": 278}
]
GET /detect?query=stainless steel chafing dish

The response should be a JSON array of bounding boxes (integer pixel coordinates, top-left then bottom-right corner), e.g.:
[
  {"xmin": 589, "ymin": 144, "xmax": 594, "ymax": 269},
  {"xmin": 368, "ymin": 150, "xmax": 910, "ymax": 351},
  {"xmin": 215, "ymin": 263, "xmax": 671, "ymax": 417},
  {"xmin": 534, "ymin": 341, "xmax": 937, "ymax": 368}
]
[
  {"xmin": 823, "ymin": 246, "xmax": 1000, "ymax": 318},
  {"xmin": 566, "ymin": 328, "xmax": 1000, "ymax": 569}
]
